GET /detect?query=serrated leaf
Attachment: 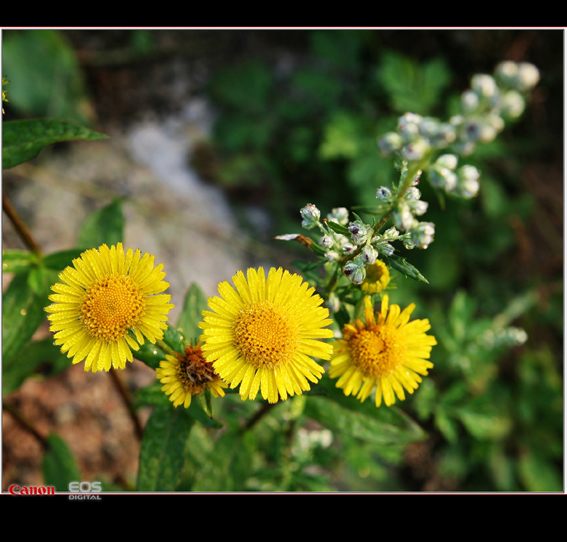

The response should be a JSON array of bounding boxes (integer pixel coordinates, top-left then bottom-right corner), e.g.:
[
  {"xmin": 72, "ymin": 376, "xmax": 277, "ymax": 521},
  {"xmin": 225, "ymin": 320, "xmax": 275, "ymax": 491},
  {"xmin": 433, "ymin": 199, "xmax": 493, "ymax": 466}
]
[
  {"xmin": 42, "ymin": 433, "xmax": 81, "ymax": 492},
  {"xmin": 2, "ymin": 249, "xmax": 38, "ymax": 274},
  {"xmin": 76, "ymin": 198, "xmax": 124, "ymax": 249},
  {"xmin": 2, "ymin": 118, "xmax": 108, "ymax": 170},
  {"xmin": 306, "ymin": 376, "xmax": 426, "ymax": 445},
  {"xmin": 324, "ymin": 219, "xmax": 350, "ymax": 237},
  {"xmin": 177, "ymin": 283, "xmax": 208, "ymax": 343},
  {"xmin": 382, "ymin": 253, "xmax": 429, "ymax": 284},
  {"xmin": 137, "ymin": 405, "xmax": 195, "ymax": 491}
]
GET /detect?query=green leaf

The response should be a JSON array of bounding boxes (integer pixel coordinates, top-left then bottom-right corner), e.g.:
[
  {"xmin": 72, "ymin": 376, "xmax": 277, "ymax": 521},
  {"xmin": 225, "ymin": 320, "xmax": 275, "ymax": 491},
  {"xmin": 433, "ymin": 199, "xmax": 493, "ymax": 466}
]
[
  {"xmin": 133, "ymin": 339, "xmax": 167, "ymax": 370},
  {"xmin": 3, "ymin": 338, "xmax": 70, "ymax": 396},
  {"xmin": 518, "ymin": 452, "xmax": 563, "ymax": 492},
  {"xmin": 162, "ymin": 323, "xmax": 185, "ymax": 354},
  {"xmin": 306, "ymin": 376, "xmax": 426, "ymax": 445},
  {"xmin": 137, "ymin": 405, "xmax": 195, "ymax": 491},
  {"xmin": 2, "ymin": 249, "xmax": 38, "ymax": 274},
  {"xmin": 177, "ymin": 283, "xmax": 208, "ymax": 343},
  {"xmin": 136, "ymin": 382, "xmax": 223, "ymax": 429},
  {"xmin": 191, "ymin": 429, "xmax": 254, "ymax": 491},
  {"xmin": 319, "ymin": 112, "xmax": 362, "ymax": 160},
  {"xmin": 76, "ymin": 198, "xmax": 124, "ymax": 249},
  {"xmin": 3, "ymin": 30, "xmax": 94, "ymax": 124},
  {"xmin": 42, "ymin": 433, "xmax": 81, "ymax": 492},
  {"xmin": 2, "ymin": 118, "xmax": 108, "ymax": 170},
  {"xmin": 2, "ymin": 270, "xmax": 52, "ymax": 362},
  {"xmin": 43, "ymin": 248, "xmax": 85, "ymax": 272},
  {"xmin": 378, "ymin": 51, "xmax": 451, "ymax": 114},
  {"xmin": 382, "ymin": 253, "xmax": 429, "ymax": 284},
  {"xmin": 325, "ymin": 219, "xmax": 351, "ymax": 237}
]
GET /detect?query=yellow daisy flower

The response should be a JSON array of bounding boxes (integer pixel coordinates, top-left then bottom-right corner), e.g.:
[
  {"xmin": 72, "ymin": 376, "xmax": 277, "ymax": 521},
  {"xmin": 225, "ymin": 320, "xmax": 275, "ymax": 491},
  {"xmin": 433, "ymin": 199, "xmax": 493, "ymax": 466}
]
[
  {"xmin": 45, "ymin": 243, "xmax": 174, "ymax": 372},
  {"xmin": 198, "ymin": 267, "xmax": 334, "ymax": 404},
  {"xmin": 156, "ymin": 343, "xmax": 226, "ymax": 408},
  {"xmin": 360, "ymin": 260, "xmax": 390, "ymax": 294},
  {"xmin": 329, "ymin": 295, "xmax": 436, "ymax": 407}
]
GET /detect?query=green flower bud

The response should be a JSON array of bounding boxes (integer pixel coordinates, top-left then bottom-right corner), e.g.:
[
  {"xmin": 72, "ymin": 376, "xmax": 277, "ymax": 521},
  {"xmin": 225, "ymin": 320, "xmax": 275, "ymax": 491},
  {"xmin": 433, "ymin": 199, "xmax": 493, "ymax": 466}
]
[
  {"xmin": 378, "ymin": 132, "xmax": 403, "ymax": 156},
  {"xmin": 471, "ymin": 74, "xmax": 499, "ymax": 98},
  {"xmin": 435, "ymin": 154, "xmax": 459, "ymax": 170},
  {"xmin": 499, "ymin": 90, "xmax": 525, "ymax": 119},
  {"xmin": 516, "ymin": 62, "xmax": 540, "ymax": 92},
  {"xmin": 300, "ymin": 203, "xmax": 320, "ymax": 229}
]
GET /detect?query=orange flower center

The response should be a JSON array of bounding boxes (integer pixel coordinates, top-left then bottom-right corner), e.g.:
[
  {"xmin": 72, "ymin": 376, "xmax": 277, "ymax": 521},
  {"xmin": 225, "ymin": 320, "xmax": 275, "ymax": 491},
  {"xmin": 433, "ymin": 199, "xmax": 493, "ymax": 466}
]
[
  {"xmin": 348, "ymin": 325, "xmax": 406, "ymax": 377},
  {"xmin": 233, "ymin": 301, "xmax": 299, "ymax": 368},
  {"xmin": 81, "ymin": 275, "xmax": 144, "ymax": 341}
]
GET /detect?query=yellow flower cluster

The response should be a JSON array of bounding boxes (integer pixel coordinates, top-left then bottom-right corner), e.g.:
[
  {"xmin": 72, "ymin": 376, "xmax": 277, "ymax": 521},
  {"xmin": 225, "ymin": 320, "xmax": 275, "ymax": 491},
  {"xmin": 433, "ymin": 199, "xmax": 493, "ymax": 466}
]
[{"xmin": 47, "ymin": 249, "xmax": 435, "ymax": 409}]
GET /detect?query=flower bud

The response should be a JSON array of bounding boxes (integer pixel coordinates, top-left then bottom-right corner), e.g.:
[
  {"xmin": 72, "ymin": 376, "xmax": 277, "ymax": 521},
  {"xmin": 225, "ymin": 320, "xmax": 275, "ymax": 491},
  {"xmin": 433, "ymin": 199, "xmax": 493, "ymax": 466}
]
[
  {"xmin": 516, "ymin": 62, "xmax": 540, "ymax": 92},
  {"xmin": 327, "ymin": 207, "xmax": 349, "ymax": 225},
  {"xmin": 499, "ymin": 90, "xmax": 525, "ymax": 119},
  {"xmin": 320, "ymin": 235, "xmax": 333, "ymax": 249},
  {"xmin": 344, "ymin": 257, "xmax": 366, "ymax": 285},
  {"xmin": 393, "ymin": 202, "xmax": 416, "ymax": 231},
  {"xmin": 383, "ymin": 226, "xmax": 399, "ymax": 239},
  {"xmin": 410, "ymin": 200, "xmax": 429, "ymax": 216},
  {"xmin": 435, "ymin": 154, "xmax": 459, "ymax": 170},
  {"xmin": 377, "ymin": 132, "xmax": 403, "ymax": 156},
  {"xmin": 325, "ymin": 250, "xmax": 340, "ymax": 262},
  {"xmin": 327, "ymin": 293, "xmax": 340, "ymax": 313},
  {"xmin": 410, "ymin": 221, "xmax": 435, "ymax": 249},
  {"xmin": 461, "ymin": 89, "xmax": 480, "ymax": 114},
  {"xmin": 428, "ymin": 165, "xmax": 457, "ymax": 192},
  {"xmin": 401, "ymin": 138, "xmax": 429, "ymax": 162},
  {"xmin": 361, "ymin": 245, "xmax": 378, "ymax": 265},
  {"xmin": 378, "ymin": 243, "xmax": 395, "ymax": 257},
  {"xmin": 376, "ymin": 186, "xmax": 393, "ymax": 202},
  {"xmin": 418, "ymin": 117, "xmax": 440, "ymax": 138},
  {"xmin": 430, "ymin": 123, "xmax": 457, "ymax": 148},
  {"xmin": 471, "ymin": 74, "xmax": 499, "ymax": 99},
  {"xmin": 495, "ymin": 61, "xmax": 519, "ymax": 87},
  {"xmin": 404, "ymin": 187, "xmax": 420, "ymax": 200},
  {"xmin": 348, "ymin": 220, "xmax": 371, "ymax": 245},
  {"xmin": 300, "ymin": 203, "xmax": 320, "ymax": 229},
  {"xmin": 456, "ymin": 165, "xmax": 480, "ymax": 198}
]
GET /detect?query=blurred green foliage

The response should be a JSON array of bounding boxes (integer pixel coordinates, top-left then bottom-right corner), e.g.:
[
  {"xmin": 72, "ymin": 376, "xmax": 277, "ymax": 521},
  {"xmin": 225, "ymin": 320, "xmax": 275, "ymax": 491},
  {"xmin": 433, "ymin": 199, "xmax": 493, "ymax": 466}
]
[{"xmin": 2, "ymin": 29, "xmax": 94, "ymax": 125}]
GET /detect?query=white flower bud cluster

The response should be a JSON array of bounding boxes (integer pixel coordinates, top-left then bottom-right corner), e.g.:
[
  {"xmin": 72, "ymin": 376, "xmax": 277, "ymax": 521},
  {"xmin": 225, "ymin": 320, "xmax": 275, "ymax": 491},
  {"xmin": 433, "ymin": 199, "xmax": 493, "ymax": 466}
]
[
  {"xmin": 377, "ymin": 111, "xmax": 457, "ymax": 161},
  {"xmin": 428, "ymin": 154, "xmax": 480, "ymax": 199},
  {"xmin": 480, "ymin": 326, "xmax": 528, "ymax": 349},
  {"xmin": 378, "ymin": 61, "xmax": 539, "ymax": 172},
  {"xmin": 450, "ymin": 61, "xmax": 539, "ymax": 156},
  {"xmin": 386, "ymin": 185, "xmax": 435, "ymax": 250}
]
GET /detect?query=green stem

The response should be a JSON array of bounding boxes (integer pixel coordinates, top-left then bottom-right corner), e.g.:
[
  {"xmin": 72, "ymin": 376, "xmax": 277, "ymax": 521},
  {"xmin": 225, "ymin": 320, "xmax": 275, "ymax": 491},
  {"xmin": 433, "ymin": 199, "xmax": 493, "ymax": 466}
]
[{"xmin": 156, "ymin": 339, "xmax": 175, "ymax": 356}]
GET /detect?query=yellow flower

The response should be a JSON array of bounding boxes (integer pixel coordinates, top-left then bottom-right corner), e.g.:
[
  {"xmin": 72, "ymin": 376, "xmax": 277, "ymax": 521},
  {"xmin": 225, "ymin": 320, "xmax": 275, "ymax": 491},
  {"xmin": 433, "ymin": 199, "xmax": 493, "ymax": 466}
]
[
  {"xmin": 329, "ymin": 295, "xmax": 436, "ymax": 407},
  {"xmin": 156, "ymin": 343, "xmax": 226, "ymax": 408},
  {"xmin": 45, "ymin": 243, "xmax": 174, "ymax": 372},
  {"xmin": 198, "ymin": 267, "xmax": 334, "ymax": 404},
  {"xmin": 360, "ymin": 260, "xmax": 390, "ymax": 294}
]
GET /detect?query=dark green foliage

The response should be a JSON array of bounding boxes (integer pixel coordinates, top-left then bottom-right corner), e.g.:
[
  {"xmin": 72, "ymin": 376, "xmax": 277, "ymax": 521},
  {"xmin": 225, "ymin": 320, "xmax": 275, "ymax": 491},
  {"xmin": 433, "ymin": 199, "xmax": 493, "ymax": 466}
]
[{"xmin": 2, "ymin": 118, "xmax": 108, "ymax": 170}]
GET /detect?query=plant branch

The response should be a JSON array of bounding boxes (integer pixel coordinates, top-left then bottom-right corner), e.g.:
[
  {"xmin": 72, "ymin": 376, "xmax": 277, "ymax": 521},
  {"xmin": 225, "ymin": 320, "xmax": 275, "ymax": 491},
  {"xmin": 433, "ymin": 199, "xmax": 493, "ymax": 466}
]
[{"xmin": 2, "ymin": 194, "xmax": 43, "ymax": 257}]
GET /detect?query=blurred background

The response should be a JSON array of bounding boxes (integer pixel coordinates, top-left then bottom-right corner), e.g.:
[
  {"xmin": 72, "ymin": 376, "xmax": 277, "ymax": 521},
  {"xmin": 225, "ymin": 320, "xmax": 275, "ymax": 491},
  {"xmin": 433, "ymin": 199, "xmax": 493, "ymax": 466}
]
[{"xmin": 2, "ymin": 29, "xmax": 563, "ymax": 492}]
